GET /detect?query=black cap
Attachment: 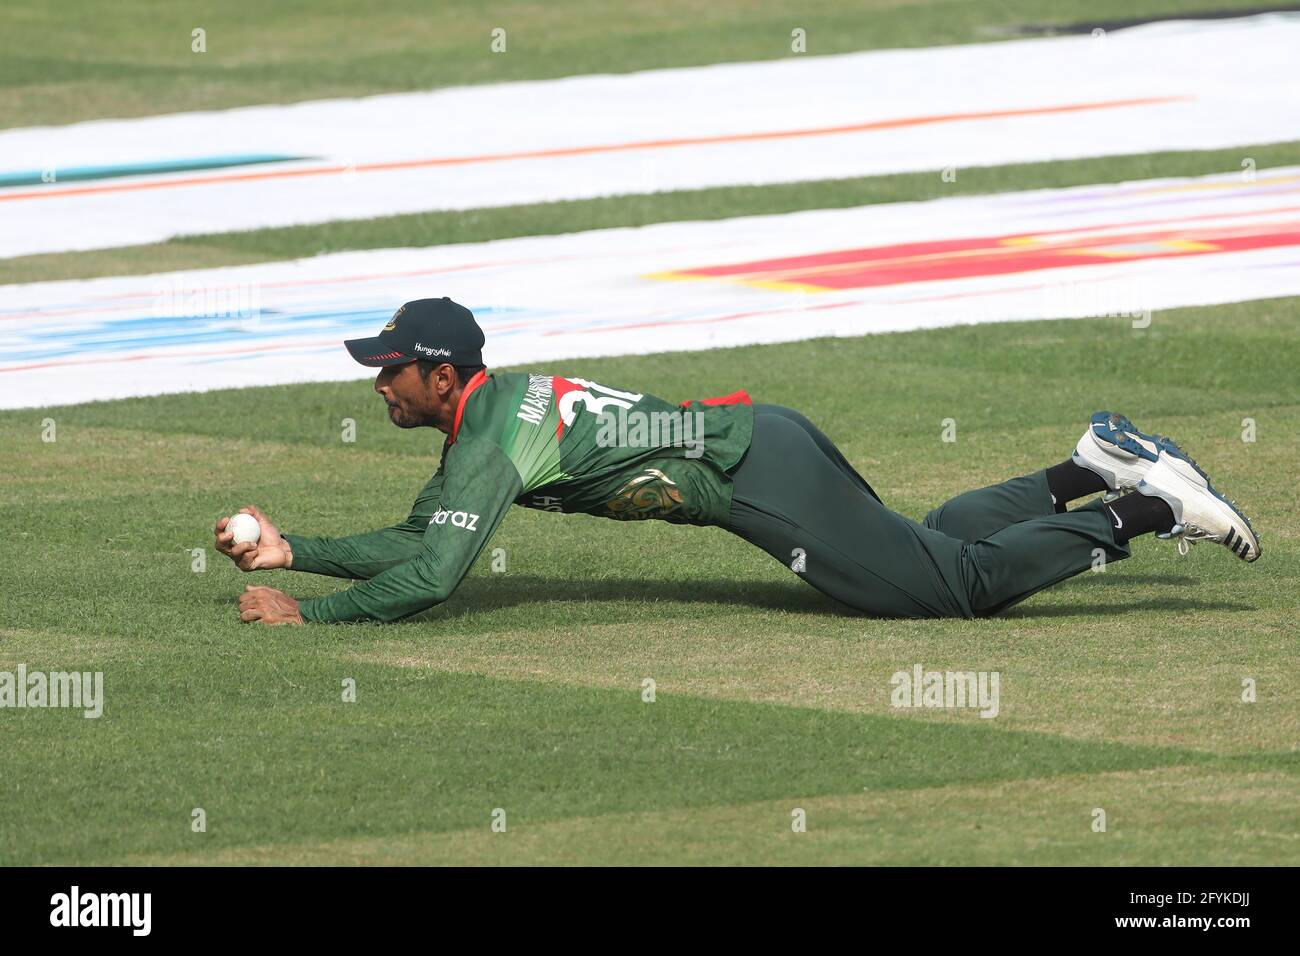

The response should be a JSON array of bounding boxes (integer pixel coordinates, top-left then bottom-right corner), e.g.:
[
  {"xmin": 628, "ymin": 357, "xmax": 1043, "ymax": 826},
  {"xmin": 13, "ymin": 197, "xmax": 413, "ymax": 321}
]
[{"xmin": 344, "ymin": 298, "xmax": 484, "ymax": 367}]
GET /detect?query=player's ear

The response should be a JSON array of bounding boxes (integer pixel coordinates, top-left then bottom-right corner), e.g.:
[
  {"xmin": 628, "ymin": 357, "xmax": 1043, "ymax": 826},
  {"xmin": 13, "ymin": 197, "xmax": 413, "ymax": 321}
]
[{"xmin": 438, "ymin": 362, "xmax": 459, "ymax": 400}]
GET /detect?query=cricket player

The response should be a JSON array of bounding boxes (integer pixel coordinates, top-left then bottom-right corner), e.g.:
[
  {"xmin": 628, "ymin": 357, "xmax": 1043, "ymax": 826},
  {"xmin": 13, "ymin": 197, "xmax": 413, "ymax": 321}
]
[{"xmin": 218, "ymin": 298, "xmax": 1260, "ymax": 625}]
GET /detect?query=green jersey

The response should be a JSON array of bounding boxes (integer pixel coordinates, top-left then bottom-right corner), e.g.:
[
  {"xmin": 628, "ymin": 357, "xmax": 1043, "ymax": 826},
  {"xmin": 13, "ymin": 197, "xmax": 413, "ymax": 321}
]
[{"xmin": 286, "ymin": 371, "xmax": 753, "ymax": 623}]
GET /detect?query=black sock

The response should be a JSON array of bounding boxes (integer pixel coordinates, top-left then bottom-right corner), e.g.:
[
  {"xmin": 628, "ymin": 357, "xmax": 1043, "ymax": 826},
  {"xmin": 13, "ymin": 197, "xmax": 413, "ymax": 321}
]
[
  {"xmin": 1100, "ymin": 493, "xmax": 1176, "ymax": 543},
  {"xmin": 1045, "ymin": 459, "xmax": 1109, "ymax": 513}
]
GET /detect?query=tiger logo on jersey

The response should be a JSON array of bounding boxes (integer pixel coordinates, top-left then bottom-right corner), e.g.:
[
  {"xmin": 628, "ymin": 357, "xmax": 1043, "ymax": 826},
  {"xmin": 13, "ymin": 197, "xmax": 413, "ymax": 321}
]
[{"xmin": 601, "ymin": 468, "xmax": 684, "ymax": 520}]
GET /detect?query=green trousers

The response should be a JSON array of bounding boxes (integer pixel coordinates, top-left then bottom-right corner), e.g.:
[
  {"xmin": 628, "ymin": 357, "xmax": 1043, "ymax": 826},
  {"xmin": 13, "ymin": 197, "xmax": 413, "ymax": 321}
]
[{"xmin": 725, "ymin": 405, "xmax": 1131, "ymax": 618}]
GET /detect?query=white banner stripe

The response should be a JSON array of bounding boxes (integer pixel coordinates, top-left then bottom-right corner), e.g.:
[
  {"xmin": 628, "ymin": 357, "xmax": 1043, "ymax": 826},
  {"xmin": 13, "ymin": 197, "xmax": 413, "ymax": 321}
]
[{"xmin": 4, "ymin": 166, "xmax": 1298, "ymax": 409}]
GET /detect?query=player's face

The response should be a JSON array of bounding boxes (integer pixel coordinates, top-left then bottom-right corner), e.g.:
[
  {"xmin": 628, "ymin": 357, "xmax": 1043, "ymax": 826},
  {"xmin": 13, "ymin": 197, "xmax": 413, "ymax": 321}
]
[{"xmin": 374, "ymin": 362, "xmax": 437, "ymax": 429}]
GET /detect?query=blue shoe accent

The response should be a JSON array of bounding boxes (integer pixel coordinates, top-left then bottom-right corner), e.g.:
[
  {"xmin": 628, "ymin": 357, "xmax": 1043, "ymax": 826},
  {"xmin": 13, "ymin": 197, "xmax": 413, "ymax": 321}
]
[
  {"xmin": 1092, "ymin": 411, "xmax": 1211, "ymax": 481},
  {"xmin": 1089, "ymin": 411, "xmax": 1159, "ymax": 462}
]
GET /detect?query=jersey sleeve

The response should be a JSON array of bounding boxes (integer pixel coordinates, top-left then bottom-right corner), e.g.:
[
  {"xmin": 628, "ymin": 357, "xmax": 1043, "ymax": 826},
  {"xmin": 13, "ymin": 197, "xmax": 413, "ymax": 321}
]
[
  {"xmin": 297, "ymin": 436, "xmax": 522, "ymax": 623},
  {"xmin": 283, "ymin": 467, "xmax": 446, "ymax": 580}
]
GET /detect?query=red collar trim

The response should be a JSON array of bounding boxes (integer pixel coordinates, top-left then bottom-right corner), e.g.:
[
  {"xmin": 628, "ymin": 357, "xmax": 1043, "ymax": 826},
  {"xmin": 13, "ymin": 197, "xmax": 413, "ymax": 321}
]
[{"xmin": 449, "ymin": 369, "xmax": 489, "ymax": 444}]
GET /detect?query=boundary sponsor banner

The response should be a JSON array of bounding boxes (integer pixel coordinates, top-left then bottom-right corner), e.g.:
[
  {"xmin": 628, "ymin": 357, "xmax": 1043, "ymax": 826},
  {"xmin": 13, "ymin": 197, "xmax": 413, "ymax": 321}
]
[{"xmin": 4, "ymin": 167, "xmax": 1299, "ymax": 409}]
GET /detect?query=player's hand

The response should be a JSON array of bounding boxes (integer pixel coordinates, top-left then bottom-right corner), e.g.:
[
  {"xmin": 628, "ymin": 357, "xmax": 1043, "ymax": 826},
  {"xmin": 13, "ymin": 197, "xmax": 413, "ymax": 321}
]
[
  {"xmin": 239, "ymin": 585, "xmax": 303, "ymax": 625},
  {"xmin": 215, "ymin": 505, "xmax": 293, "ymax": 571}
]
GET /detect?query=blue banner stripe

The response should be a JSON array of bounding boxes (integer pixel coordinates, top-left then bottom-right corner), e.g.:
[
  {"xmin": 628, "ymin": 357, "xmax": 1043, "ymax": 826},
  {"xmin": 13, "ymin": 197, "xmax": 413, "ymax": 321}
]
[{"xmin": 0, "ymin": 154, "xmax": 313, "ymax": 188}]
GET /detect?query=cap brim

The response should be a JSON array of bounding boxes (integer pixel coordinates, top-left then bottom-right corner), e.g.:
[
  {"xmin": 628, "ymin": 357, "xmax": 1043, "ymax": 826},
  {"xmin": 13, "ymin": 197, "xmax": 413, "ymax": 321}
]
[{"xmin": 343, "ymin": 337, "xmax": 416, "ymax": 367}]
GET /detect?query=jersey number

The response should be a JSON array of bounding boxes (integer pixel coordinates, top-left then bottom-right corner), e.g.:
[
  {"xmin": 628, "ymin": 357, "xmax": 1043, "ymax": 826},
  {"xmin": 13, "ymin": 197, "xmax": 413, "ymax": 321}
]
[{"xmin": 557, "ymin": 378, "xmax": 644, "ymax": 426}]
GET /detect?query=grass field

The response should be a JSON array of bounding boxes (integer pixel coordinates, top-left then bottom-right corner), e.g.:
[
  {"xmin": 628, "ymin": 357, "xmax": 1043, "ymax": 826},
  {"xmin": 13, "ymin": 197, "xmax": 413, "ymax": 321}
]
[{"xmin": 3, "ymin": 301, "xmax": 1298, "ymax": 865}]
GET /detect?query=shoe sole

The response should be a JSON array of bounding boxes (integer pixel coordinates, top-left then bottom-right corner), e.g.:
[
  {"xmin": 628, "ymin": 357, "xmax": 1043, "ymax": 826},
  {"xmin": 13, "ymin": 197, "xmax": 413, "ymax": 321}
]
[
  {"xmin": 1078, "ymin": 411, "xmax": 1163, "ymax": 492},
  {"xmin": 1091, "ymin": 411, "xmax": 1159, "ymax": 463},
  {"xmin": 1091, "ymin": 411, "xmax": 1216, "ymax": 485}
]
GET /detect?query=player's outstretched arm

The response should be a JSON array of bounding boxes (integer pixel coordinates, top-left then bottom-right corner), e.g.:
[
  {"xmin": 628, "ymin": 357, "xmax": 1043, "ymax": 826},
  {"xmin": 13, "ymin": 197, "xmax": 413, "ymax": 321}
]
[
  {"xmin": 280, "ymin": 467, "xmax": 446, "ymax": 580},
  {"xmin": 290, "ymin": 439, "xmax": 521, "ymax": 624}
]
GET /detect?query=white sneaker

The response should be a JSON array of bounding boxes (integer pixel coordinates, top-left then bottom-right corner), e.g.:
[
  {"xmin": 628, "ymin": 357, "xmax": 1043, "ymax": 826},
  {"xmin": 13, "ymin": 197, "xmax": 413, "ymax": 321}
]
[
  {"xmin": 1136, "ymin": 454, "xmax": 1261, "ymax": 562},
  {"xmin": 1072, "ymin": 411, "xmax": 1204, "ymax": 495}
]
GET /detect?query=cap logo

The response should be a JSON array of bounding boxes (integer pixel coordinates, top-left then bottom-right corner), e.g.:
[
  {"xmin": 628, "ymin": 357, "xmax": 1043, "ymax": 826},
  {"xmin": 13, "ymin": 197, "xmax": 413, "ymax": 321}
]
[
  {"xmin": 383, "ymin": 305, "xmax": 405, "ymax": 332},
  {"xmin": 413, "ymin": 342, "xmax": 452, "ymax": 357}
]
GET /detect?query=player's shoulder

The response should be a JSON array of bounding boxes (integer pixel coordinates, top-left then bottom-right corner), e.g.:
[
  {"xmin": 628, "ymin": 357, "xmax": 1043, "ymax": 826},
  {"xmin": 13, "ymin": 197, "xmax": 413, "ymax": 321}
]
[
  {"xmin": 461, "ymin": 370, "xmax": 539, "ymax": 411},
  {"xmin": 455, "ymin": 370, "xmax": 550, "ymax": 440}
]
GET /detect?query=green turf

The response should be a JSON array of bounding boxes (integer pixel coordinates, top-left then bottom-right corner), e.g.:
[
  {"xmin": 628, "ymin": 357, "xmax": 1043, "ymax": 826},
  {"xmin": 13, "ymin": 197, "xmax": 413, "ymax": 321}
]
[
  {"xmin": 7, "ymin": 140, "xmax": 1298, "ymax": 286},
  {"xmin": 0, "ymin": 0, "xmax": 1274, "ymax": 129},
  {"xmin": 3, "ymin": 298, "xmax": 1297, "ymax": 865}
]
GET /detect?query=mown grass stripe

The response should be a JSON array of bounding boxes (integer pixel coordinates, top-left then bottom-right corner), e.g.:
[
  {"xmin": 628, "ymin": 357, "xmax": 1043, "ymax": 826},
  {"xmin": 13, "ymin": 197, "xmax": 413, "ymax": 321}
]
[{"xmin": 0, "ymin": 665, "xmax": 1215, "ymax": 865}]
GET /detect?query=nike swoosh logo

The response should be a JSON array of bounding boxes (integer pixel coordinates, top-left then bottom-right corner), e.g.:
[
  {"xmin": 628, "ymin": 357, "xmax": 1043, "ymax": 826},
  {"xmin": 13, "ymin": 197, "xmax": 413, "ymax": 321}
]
[{"xmin": 1108, "ymin": 506, "xmax": 1123, "ymax": 529}]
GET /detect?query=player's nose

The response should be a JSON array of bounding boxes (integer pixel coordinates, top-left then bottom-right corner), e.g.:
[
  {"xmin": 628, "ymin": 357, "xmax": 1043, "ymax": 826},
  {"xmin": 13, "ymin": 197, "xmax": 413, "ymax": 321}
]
[{"xmin": 373, "ymin": 366, "xmax": 398, "ymax": 396}]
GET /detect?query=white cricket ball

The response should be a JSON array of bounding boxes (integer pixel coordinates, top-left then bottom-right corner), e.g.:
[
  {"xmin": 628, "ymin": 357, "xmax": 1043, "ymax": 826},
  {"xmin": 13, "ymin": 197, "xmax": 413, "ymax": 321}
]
[{"xmin": 228, "ymin": 512, "xmax": 261, "ymax": 546}]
